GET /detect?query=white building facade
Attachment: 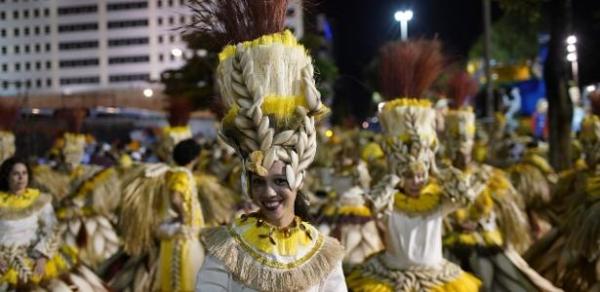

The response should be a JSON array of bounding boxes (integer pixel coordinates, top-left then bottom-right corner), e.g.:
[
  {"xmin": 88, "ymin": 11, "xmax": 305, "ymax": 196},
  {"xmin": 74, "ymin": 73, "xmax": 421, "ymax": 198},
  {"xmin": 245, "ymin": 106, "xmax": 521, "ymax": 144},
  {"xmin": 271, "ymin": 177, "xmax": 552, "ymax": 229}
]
[{"xmin": 0, "ymin": 0, "xmax": 304, "ymax": 101}]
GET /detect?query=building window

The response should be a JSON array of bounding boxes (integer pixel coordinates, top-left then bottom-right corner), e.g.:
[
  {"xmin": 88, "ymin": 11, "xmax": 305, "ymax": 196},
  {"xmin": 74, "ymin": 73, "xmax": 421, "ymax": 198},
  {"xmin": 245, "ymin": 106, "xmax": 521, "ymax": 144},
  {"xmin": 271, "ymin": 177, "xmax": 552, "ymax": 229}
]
[
  {"xmin": 46, "ymin": 78, "xmax": 52, "ymax": 87},
  {"xmin": 59, "ymin": 40, "xmax": 99, "ymax": 50},
  {"xmin": 59, "ymin": 23, "xmax": 98, "ymax": 33},
  {"xmin": 25, "ymin": 80, "xmax": 31, "ymax": 89},
  {"xmin": 169, "ymin": 35, "xmax": 175, "ymax": 43},
  {"xmin": 59, "ymin": 58, "xmax": 99, "ymax": 68},
  {"xmin": 58, "ymin": 5, "xmax": 97, "ymax": 15},
  {"xmin": 1, "ymin": 29, "xmax": 5, "ymax": 37},
  {"xmin": 170, "ymin": 54, "xmax": 175, "ymax": 61},
  {"xmin": 109, "ymin": 73, "xmax": 150, "ymax": 83},
  {"xmin": 108, "ymin": 55, "xmax": 149, "ymax": 64},
  {"xmin": 46, "ymin": 61, "xmax": 51, "ymax": 69},
  {"xmin": 159, "ymin": 53, "xmax": 164, "ymax": 62},
  {"xmin": 34, "ymin": 8, "xmax": 39, "ymax": 17},
  {"xmin": 158, "ymin": 35, "xmax": 163, "ymax": 43},
  {"xmin": 24, "ymin": 9, "xmax": 29, "ymax": 18},
  {"xmin": 24, "ymin": 27, "xmax": 30, "ymax": 36},
  {"xmin": 168, "ymin": 0, "xmax": 173, "ymax": 7},
  {"xmin": 1, "ymin": 47, "xmax": 6, "ymax": 55},
  {"xmin": 24, "ymin": 44, "xmax": 30, "ymax": 53},
  {"xmin": 108, "ymin": 37, "xmax": 149, "ymax": 47},
  {"xmin": 25, "ymin": 62, "xmax": 30, "ymax": 70},
  {"xmin": 45, "ymin": 43, "xmax": 50, "ymax": 52},
  {"xmin": 0, "ymin": 11, "xmax": 5, "ymax": 20},
  {"xmin": 107, "ymin": 19, "xmax": 148, "ymax": 29},
  {"xmin": 2, "ymin": 81, "xmax": 7, "ymax": 90},
  {"xmin": 14, "ymin": 45, "xmax": 20, "ymax": 54},
  {"xmin": 44, "ymin": 25, "xmax": 50, "ymax": 34},
  {"xmin": 13, "ymin": 28, "xmax": 19, "ymax": 37},
  {"xmin": 35, "ymin": 43, "xmax": 40, "ymax": 52},
  {"xmin": 157, "ymin": 0, "xmax": 162, "ymax": 8},
  {"xmin": 107, "ymin": 1, "xmax": 147, "ymax": 11},
  {"xmin": 168, "ymin": 16, "xmax": 174, "ymax": 25},
  {"xmin": 34, "ymin": 26, "xmax": 40, "ymax": 35},
  {"xmin": 15, "ymin": 63, "xmax": 20, "ymax": 72},
  {"xmin": 158, "ymin": 17, "xmax": 162, "ymax": 26},
  {"xmin": 35, "ymin": 61, "xmax": 41, "ymax": 69},
  {"xmin": 1, "ymin": 64, "xmax": 7, "ymax": 72},
  {"xmin": 15, "ymin": 81, "xmax": 21, "ymax": 90},
  {"xmin": 179, "ymin": 15, "xmax": 185, "ymax": 24},
  {"xmin": 36, "ymin": 79, "xmax": 42, "ymax": 88},
  {"xmin": 60, "ymin": 76, "xmax": 100, "ymax": 85},
  {"xmin": 44, "ymin": 8, "xmax": 49, "ymax": 17},
  {"xmin": 13, "ymin": 10, "xmax": 19, "ymax": 19}
]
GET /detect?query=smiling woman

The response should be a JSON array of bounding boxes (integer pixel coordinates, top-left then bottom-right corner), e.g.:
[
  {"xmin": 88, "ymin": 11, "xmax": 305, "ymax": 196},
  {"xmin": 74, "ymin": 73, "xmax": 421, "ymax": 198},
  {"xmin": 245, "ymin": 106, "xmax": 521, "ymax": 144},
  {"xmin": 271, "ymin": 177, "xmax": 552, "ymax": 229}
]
[
  {"xmin": 0, "ymin": 157, "xmax": 108, "ymax": 291},
  {"xmin": 188, "ymin": 0, "xmax": 346, "ymax": 291}
]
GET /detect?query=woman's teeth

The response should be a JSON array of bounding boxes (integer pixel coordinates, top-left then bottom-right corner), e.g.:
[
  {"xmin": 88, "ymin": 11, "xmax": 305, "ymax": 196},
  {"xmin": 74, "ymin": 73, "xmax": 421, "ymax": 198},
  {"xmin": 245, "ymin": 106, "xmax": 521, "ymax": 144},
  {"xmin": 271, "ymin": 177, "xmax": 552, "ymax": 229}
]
[{"xmin": 264, "ymin": 200, "xmax": 282, "ymax": 209}]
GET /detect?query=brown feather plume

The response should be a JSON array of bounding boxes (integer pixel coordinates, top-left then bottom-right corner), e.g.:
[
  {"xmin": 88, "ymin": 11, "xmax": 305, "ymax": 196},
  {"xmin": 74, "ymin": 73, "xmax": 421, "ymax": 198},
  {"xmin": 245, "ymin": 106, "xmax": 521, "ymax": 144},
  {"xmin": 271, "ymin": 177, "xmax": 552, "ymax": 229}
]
[
  {"xmin": 167, "ymin": 98, "xmax": 192, "ymax": 127},
  {"xmin": 446, "ymin": 70, "xmax": 479, "ymax": 109},
  {"xmin": 379, "ymin": 40, "xmax": 444, "ymax": 100},
  {"xmin": 589, "ymin": 90, "xmax": 600, "ymax": 116},
  {"xmin": 185, "ymin": 0, "xmax": 290, "ymax": 49},
  {"xmin": 53, "ymin": 108, "xmax": 88, "ymax": 133},
  {"xmin": 0, "ymin": 101, "xmax": 20, "ymax": 131}
]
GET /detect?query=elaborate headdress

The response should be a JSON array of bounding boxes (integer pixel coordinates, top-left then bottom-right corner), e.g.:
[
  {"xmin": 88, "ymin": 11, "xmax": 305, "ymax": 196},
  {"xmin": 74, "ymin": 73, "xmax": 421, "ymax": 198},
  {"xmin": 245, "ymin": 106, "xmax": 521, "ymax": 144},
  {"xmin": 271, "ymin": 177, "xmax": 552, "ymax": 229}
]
[
  {"xmin": 377, "ymin": 40, "xmax": 444, "ymax": 179},
  {"xmin": 156, "ymin": 99, "xmax": 193, "ymax": 163},
  {"xmin": 0, "ymin": 102, "xmax": 19, "ymax": 163},
  {"xmin": 189, "ymin": 0, "xmax": 327, "ymax": 193},
  {"xmin": 443, "ymin": 70, "xmax": 479, "ymax": 160},
  {"xmin": 53, "ymin": 108, "xmax": 88, "ymax": 165}
]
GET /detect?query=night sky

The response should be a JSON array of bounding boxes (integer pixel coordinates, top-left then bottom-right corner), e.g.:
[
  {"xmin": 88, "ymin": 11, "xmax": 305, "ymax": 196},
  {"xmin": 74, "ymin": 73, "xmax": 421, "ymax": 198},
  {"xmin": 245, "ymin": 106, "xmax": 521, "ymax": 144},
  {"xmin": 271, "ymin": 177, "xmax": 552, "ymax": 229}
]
[{"xmin": 315, "ymin": 0, "xmax": 600, "ymax": 122}]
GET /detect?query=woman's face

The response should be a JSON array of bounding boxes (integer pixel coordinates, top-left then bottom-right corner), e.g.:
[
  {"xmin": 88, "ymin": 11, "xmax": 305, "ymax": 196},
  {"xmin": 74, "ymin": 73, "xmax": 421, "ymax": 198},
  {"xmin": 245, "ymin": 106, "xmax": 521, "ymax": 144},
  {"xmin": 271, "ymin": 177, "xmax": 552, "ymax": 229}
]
[
  {"xmin": 402, "ymin": 170, "xmax": 427, "ymax": 197},
  {"xmin": 9, "ymin": 163, "xmax": 28, "ymax": 194},
  {"xmin": 250, "ymin": 160, "xmax": 297, "ymax": 227}
]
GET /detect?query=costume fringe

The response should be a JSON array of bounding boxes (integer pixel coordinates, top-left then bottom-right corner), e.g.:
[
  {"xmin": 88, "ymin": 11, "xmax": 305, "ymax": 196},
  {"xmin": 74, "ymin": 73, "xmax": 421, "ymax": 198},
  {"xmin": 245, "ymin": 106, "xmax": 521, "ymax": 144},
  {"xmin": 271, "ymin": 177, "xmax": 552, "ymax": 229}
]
[
  {"xmin": 195, "ymin": 173, "xmax": 238, "ymax": 226},
  {"xmin": 0, "ymin": 193, "xmax": 51, "ymax": 220},
  {"xmin": 202, "ymin": 226, "xmax": 344, "ymax": 291}
]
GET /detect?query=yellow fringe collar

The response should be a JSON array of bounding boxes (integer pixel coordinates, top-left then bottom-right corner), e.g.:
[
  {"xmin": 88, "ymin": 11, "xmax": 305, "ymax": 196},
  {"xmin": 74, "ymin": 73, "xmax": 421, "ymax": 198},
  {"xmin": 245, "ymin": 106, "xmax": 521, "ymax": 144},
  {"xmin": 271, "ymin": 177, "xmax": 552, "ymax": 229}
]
[
  {"xmin": 393, "ymin": 181, "xmax": 443, "ymax": 216},
  {"xmin": 218, "ymin": 30, "xmax": 305, "ymax": 61}
]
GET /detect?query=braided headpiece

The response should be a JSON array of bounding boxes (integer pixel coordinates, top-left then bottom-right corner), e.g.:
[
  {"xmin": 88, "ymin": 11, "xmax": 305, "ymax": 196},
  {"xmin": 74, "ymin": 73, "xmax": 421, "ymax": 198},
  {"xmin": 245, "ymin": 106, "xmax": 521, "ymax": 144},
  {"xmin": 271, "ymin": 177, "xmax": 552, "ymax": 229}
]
[
  {"xmin": 377, "ymin": 40, "xmax": 444, "ymax": 179},
  {"xmin": 189, "ymin": 0, "xmax": 327, "ymax": 192},
  {"xmin": 443, "ymin": 70, "xmax": 479, "ymax": 160}
]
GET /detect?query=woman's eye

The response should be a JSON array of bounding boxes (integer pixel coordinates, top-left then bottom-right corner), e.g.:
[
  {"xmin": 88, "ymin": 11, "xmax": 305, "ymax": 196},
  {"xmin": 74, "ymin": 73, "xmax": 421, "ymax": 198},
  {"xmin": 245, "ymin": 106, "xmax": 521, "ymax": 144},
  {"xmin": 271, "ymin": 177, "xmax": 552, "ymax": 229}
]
[
  {"xmin": 252, "ymin": 178, "xmax": 265, "ymax": 185},
  {"xmin": 275, "ymin": 178, "xmax": 288, "ymax": 186}
]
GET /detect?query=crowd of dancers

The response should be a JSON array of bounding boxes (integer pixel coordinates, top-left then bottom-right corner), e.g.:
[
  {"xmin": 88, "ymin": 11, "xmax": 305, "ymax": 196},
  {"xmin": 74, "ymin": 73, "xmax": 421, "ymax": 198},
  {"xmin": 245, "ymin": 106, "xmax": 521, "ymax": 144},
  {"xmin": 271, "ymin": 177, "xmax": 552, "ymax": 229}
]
[{"xmin": 1, "ymin": 0, "xmax": 599, "ymax": 291}]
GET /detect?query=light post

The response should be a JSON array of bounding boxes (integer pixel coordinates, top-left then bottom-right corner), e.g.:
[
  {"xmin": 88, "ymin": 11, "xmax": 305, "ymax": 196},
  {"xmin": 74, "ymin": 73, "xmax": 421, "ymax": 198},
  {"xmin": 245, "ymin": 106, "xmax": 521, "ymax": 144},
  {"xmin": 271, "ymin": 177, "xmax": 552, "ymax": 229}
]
[
  {"xmin": 394, "ymin": 10, "xmax": 413, "ymax": 41},
  {"xmin": 566, "ymin": 35, "xmax": 579, "ymax": 88}
]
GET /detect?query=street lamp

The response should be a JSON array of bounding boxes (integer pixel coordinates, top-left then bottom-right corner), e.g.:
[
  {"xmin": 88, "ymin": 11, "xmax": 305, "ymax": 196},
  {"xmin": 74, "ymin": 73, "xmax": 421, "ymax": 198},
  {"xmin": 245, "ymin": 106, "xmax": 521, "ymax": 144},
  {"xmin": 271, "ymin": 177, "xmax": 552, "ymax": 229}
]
[
  {"xmin": 171, "ymin": 48, "xmax": 183, "ymax": 58},
  {"xmin": 143, "ymin": 88, "xmax": 154, "ymax": 98},
  {"xmin": 565, "ymin": 35, "xmax": 579, "ymax": 87},
  {"xmin": 394, "ymin": 10, "xmax": 413, "ymax": 41}
]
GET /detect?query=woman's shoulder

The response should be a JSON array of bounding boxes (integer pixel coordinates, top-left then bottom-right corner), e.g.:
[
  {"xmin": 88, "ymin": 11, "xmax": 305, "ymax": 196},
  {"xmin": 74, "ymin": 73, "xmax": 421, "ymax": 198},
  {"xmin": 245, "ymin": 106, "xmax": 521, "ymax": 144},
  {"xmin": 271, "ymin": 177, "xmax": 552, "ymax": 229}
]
[
  {"xmin": 200, "ymin": 214, "xmax": 344, "ymax": 291},
  {"xmin": 0, "ymin": 188, "xmax": 52, "ymax": 220}
]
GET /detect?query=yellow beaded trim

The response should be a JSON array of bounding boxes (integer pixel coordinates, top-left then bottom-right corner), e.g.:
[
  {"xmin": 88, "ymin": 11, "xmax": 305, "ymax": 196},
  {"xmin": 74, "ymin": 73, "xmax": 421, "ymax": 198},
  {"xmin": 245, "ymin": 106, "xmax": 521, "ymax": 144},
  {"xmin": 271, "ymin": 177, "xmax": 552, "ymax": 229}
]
[
  {"xmin": 0, "ymin": 188, "xmax": 40, "ymax": 209},
  {"xmin": 228, "ymin": 216, "xmax": 324, "ymax": 269},
  {"xmin": 382, "ymin": 98, "xmax": 432, "ymax": 112},
  {"xmin": 393, "ymin": 182, "xmax": 442, "ymax": 214},
  {"xmin": 218, "ymin": 30, "xmax": 305, "ymax": 61}
]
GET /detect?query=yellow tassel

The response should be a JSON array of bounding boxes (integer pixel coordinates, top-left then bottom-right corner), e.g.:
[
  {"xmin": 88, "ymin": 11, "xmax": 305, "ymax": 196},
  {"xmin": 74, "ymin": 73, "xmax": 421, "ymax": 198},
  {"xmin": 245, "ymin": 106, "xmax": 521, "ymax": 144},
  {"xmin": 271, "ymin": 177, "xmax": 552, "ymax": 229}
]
[
  {"xmin": 382, "ymin": 98, "xmax": 432, "ymax": 112},
  {"xmin": 346, "ymin": 272, "xmax": 394, "ymax": 292},
  {"xmin": 430, "ymin": 272, "xmax": 481, "ymax": 292}
]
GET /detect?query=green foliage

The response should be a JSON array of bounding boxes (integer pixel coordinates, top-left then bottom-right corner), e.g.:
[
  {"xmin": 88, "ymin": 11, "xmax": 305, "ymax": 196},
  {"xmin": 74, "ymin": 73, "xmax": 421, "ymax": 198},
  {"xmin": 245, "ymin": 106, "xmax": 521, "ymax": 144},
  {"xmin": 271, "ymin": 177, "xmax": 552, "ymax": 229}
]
[
  {"xmin": 161, "ymin": 55, "xmax": 217, "ymax": 110},
  {"xmin": 469, "ymin": 10, "xmax": 542, "ymax": 63},
  {"xmin": 300, "ymin": 33, "xmax": 339, "ymax": 100}
]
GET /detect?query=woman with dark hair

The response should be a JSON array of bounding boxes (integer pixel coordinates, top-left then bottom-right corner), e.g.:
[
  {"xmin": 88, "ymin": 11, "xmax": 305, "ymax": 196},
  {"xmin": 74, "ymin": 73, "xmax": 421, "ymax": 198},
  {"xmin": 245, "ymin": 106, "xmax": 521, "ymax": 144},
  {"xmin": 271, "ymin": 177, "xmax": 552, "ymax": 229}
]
[
  {"xmin": 190, "ymin": 1, "xmax": 346, "ymax": 290},
  {"xmin": 0, "ymin": 157, "xmax": 107, "ymax": 291}
]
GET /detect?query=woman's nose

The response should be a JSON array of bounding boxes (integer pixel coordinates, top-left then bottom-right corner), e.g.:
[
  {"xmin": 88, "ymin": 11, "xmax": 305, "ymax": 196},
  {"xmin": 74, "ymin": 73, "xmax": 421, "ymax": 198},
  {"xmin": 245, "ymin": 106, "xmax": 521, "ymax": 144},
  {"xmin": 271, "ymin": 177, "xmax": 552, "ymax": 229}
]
[{"xmin": 264, "ymin": 185, "xmax": 277, "ymax": 197}]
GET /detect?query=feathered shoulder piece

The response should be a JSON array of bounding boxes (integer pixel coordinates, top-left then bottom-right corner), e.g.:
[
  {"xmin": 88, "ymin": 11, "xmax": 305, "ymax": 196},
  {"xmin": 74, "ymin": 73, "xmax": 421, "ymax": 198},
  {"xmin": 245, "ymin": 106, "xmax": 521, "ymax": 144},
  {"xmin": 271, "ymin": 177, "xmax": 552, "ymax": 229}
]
[
  {"xmin": 377, "ymin": 40, "xmax": 443, "ymax": 178},
  {"xmin": 581, "ymin": 90, "xmax": 600, "ymax": 143},
  {"xmin": 187, "ymin": 0, "xmax": 327, "ymax": 194},
  {"xmin": 0, "ymin": 101, "xmax": 18, "ymax": 162}
]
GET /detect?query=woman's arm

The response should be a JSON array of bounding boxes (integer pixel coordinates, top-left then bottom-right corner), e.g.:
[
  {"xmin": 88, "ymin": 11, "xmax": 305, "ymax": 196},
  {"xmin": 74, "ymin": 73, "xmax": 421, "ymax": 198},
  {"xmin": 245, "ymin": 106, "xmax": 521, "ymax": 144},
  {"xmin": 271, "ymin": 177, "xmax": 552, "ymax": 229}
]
[
  {"xmin": 195, "ymin": 255, "xmax": 231, "ymax": 292},
  {"xmin": 321, "ymin": 262, "xmax": 348, "ymax": 292},
  {"xmin": 32, "ymin": 202, "xmax": 58, "ymax": 258}
]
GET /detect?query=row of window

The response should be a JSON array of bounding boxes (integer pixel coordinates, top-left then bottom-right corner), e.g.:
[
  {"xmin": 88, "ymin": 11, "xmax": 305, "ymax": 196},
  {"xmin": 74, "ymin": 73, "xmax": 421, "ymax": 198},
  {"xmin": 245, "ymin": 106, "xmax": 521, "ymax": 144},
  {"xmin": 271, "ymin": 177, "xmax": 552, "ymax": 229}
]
[
  {"xmin": 0, "ymin": 7, "xmax": 49, "ymax": 20},
  {"xmin": 1, "ymin": 78, "xmax": 53, "ymax": 90},
  {"xmin": 1, "ymin": 60, "xmax": 52, "ymax": 72},
  {"xmin": 1, "ymin": 25, "xmax": 50, "ymax": 37},
  {"xmin": 1, "ymin": 43, "xmax": 51, "ymax": 55},
  {"xmin": 1, "ymin": 36, "xmax": 178, "ymax": 56},
  {"xmin": 1, "ymin": 72, "xmax": 153, "ymax": 90}
]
